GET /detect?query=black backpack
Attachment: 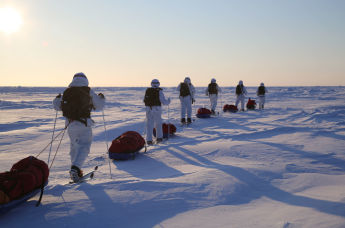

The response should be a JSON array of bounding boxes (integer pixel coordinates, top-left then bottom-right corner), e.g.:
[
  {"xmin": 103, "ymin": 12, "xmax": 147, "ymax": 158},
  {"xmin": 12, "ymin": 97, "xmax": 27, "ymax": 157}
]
[
  {"xmin": 144, "ymin": 88, "xmax": 161, "ymax": 107},
  {"xmin": 208, "ymin": 83, "xmax": 218, "ymax": 95},
  {"xmin": 180, "ymin": 82, "xmax": 191, "ymax": 97},
  {"xmin": 236, "ymin": 85, "xmax": 243, "ymax": 95},
  {"xmin": 61, "ymin": 87, "xmax": 93, "ymax": 125},
  {"xmin": 258, "ymin": 86, "xmax": 266, "ymax": 95}
]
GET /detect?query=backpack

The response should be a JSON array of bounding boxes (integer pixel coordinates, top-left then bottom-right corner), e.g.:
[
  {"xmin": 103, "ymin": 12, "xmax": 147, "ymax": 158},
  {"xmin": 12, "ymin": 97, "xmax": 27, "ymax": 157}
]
[
  {"xmin": 236, "ymin": 85, "xmax": 243, "ymax": 95},
  {"xmin": 180, "ymin": 82, "xmax": 191, "ymax": 97},
  {"xmin": 258, "ymin": 86, "xmax": 266, "ymax": 95},
  {"xmin": 153, "ymin": 123, "xmax": 177, "ymax": 138},
  {"xmin": 208, "ymin": 83, "xmax": 218, "ymax": 95},
  {"xmin": 144, "ymin": 88, "xmax": 161, "ymax": 107},
  {"xmin": 196, "ymin": 108, "xmax": 212, "ymax": 118},
  {"xmin": 223, "ymin": 104, "xmax": 238, "ymax": 113},
  {"xmin": 108, "ymin": 131, "xmax": 146, "ymax": 160},
  {"xmin": 246, "ymin": 98, "xmax": 256, "ymax": 110},
  {"xmin": 61, "ymin": 86, "xmax": 93, "ymax": 125},
  {"xmin": 0, "ymin": 156, "xmax": 49, "ymax": 205}
]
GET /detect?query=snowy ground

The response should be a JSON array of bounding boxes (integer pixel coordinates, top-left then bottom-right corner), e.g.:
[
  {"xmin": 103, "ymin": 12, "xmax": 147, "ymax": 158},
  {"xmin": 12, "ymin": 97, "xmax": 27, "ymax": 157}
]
[{"xmin": 1, "ymin": 86, "xmax": 345, "ymax": 228}]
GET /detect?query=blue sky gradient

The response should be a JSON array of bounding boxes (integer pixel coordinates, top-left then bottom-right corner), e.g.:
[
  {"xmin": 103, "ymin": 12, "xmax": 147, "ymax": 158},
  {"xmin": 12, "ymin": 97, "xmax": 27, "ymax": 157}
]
[{"xmin": 1, "ymin": 0, "xmax": 345, "ymax": 86}]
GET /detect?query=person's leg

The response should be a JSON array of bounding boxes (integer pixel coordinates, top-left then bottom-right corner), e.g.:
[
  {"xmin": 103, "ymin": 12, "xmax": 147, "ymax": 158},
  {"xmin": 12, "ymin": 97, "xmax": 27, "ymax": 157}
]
[
  {"xmin": 258, "ymin": 96, "xmax": 263, "ymax": 109},
  {"xmin": 153, "ymin": 107, "xmax": 163, "ymax": 141},
  {"xmin": 180, "ymin": 97, "xmax": 186, "ymax": 122},
  {"xmin": 186, "ymin": 96, "xmax": 192, "ymax": 119},
  {"xmin": 68, "ymin": 121, "xmax": 92, "ymax": 181},
  {"xmin": 210, "ymin": 94, "xmax": 217, "ymax": 112},
  {"xmin": 235, "ymin": 96, "xmax": 240, "ymax": 107},
  {"xmin": 240, "ymin": 95, "xmax": 245, "ymax": 111},
  {"xmin": 146, "ymin": 107, "xmax": 154, "ymax": 143}
]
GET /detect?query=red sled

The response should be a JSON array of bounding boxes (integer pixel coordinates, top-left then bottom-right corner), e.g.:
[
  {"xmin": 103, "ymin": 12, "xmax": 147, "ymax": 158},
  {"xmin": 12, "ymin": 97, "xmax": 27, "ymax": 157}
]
[
  {"xmin": 196, "ymin": 108, "xmax": 212, "ymax": 118},
  {"xmin": 153, "ymin": 123, "xmax": 177, "ymax": 138},
  {"xmin": 0, "ymin": 156, "xmax": 49, "ymax": 214},
  {"xmin": 223, "ymin": 104, "xmax": 238, "ymax": 113},
  {"xmin": 246, "ymin": 98, "xmax": 256, "ymax": 110},
  {"xmin": 108, "ymin": 131, "xmax": 146, "ymax": 160}
]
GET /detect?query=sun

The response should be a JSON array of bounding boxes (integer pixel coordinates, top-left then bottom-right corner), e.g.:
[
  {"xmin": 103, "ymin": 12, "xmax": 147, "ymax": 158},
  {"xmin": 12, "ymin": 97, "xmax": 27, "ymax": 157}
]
[{"xmin": 0, "ymin": 7, "xmax": 22, "ymax": 34}]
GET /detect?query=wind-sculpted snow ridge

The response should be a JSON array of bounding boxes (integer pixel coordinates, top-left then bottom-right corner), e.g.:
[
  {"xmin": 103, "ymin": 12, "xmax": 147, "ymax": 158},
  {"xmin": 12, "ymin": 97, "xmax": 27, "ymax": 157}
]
[{"xmin": 1, "ymin": 86, "xmax": 345, "ymax": 228}]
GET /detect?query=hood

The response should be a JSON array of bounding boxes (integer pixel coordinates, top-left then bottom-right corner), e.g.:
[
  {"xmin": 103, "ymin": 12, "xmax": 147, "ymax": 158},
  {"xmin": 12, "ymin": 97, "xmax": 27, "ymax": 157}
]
[{"xmin": 69, "ymin": 75, "xmax": 89, "ymax": 87}]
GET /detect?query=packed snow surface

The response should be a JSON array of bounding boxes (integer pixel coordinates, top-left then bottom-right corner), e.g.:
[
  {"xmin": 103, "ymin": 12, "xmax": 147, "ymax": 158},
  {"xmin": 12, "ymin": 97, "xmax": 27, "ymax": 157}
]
[{"xmin": 1, "ymin": 86, "xmax": 345, "ymax": 228}]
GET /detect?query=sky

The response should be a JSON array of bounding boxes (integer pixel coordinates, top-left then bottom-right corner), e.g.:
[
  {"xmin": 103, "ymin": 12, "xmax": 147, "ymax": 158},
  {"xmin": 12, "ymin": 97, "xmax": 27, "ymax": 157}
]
[{"xmin": 1, "ymin": 0, "xmax": 345, "ymax": 87}]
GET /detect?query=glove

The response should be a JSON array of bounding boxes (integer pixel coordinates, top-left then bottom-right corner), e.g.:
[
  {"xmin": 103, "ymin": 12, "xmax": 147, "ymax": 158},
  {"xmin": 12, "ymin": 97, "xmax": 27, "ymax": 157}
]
[
  {"xmin": 56, "ymin": 93, "xmax": 61, "ymax": 98},
  {"xmin": 192, "ymin": 99, "xmax": 195, "ymax": 104},
  {"xmin": 98, "ymin": 93, "xmax": 105, "ymax": 99}
]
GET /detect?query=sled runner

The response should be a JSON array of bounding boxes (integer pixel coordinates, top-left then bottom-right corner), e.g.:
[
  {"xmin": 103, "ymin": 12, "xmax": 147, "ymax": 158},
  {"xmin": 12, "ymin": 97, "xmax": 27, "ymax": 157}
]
[
  {"xmin": 196, "ymin": 108, "xmax": 212, "ymax": 118},
  {"xmin": 0, "ymin": 156, "xmax": 49, "ymax": 214},
  {"xmin": 108, "ymin": 131, "xmax": 146, "ymax": 160},
  {"xmin": 246, "ymin": 98, "xmax": 256, "ymax": 110},
  {"xmin": 153, "ymin": 123, "xmax": 177, "ymax": 138},
  {"xmin": 0, "ymin": 185, "xmax": 47, "ymax": 214},
  {"xmin": 223, "ymin": 104, "xmax": 238, "ymax": 113}
]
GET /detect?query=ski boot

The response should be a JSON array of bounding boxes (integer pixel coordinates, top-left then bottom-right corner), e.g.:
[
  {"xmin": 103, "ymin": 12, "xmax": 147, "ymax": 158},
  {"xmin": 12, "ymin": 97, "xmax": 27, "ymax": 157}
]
[{"xmin": 70, "ymin": 165, "xmax": 83, "ymax": 183}]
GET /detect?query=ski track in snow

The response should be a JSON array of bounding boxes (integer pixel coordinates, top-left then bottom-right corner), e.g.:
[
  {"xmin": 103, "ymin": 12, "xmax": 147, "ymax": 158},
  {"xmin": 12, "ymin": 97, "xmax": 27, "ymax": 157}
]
[{"xmin": 1, "ymin": 86, "xmax": 345, "ymax": 228}]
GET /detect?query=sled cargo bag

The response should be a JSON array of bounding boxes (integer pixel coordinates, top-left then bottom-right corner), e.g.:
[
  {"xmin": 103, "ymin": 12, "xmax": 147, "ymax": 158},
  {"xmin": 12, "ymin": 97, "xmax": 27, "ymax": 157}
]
[
  {"xmin": 108, "ymin": 131, "xmax": 146, "ymax": 160},
  {"xmin": 246, "ymin": 98, "xmax": 256, "ymax": 110},
  {"xmin": 196, "ymin": 108, "xmax": 212, "ymax": 118},
  {"xmin": 223, "ymin": 104, "xmax": 238, "ymax": 113},
  {"xmin": 153, "ymin": 123, "xmax": 177, "ymax": 138},
  {"xmin": 0, "ymin": 156, "xmax": 49, "ymax": 213}
]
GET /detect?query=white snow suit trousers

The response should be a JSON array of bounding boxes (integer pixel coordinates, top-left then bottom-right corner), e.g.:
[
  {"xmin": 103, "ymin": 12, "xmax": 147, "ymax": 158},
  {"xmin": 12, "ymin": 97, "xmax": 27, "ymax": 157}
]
[
  {"xmin": 146, "ymin": 106, "xmax": 163, "ymax": 142},
  {"xmin": 235, "ymin": 94, "xmax": 245, "ymax": 111},
  {"xmin": 67, "ymin": 120, "xmax": 93, "ymax": 169},
  {"xmin": 180, "ymin": 95, "xmax": 192, "ymax": 119},
  {"xmin": 209, "ymin": 94, "xmax": 218, "ymax": 111},
  {"xmin": 258, "ymin": 95, "xmax": 265, "ymax": 109}
]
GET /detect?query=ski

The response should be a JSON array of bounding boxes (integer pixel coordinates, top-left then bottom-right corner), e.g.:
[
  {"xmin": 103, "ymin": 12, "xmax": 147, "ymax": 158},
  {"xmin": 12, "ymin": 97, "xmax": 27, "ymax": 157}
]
[
  {"xmin": 68, "ymin": 166, "xmax": 98, "ymax": 184},
  {"xmin": 180, "ymin": 121, "xmax": 194, "ymax": 127},
  {"xmin": 146, "ymin": 141, "xmax": 163, "ymax": 147},
  {"xmin": 180, "ymin": 118, "xmax": 195, "ymax": 127},
  {"xmin": 146, "ymin": 137, "xmax": 170, "ymax": 147}
]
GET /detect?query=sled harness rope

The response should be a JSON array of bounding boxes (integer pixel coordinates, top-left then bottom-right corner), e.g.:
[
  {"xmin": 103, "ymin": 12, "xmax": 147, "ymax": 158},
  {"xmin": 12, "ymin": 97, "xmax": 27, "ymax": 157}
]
[{"xmin": 34, "ymin": 121, "xmax": 70, "ymax": 207}]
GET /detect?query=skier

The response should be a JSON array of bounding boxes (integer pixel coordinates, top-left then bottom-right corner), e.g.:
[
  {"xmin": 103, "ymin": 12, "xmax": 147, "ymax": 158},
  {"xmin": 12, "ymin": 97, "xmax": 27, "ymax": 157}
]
[
  {"xmin": 53, "ymin": 72, "xmax": 105, "ymax": 182},
  {"xmin": 205, "ymin": 78, "xmax": 222, "ymax": 115},
  {"xmin": 256, "ymin": 82, "xmax": 267, "ymax": 110},
  {"xmin": 143, "ymin": 79, "xmax": 171, "ymax": 145},
  {"xmin": 177, "ymin": 76, "xmax": 195, "ymax": 124},
  {"xmin": 235, "ymin": 80, "xmax": 247, "ymax": 111}
]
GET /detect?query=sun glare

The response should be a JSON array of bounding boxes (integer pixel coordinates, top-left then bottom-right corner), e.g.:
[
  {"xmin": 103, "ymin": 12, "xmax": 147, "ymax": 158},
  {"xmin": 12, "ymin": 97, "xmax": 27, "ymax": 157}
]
[{"xmin": 0, "ymin": 7, "xmax": 22, "ymax": 34}]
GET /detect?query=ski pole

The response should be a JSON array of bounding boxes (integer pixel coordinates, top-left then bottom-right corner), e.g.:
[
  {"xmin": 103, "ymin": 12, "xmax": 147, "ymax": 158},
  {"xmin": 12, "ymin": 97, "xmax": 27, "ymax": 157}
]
[
  {"xmin": 36, "ymin": 122, "xmax": 70, "ymax": 159},
  {"xmin": 37, "ymin": 125, "xmax": 67, "ymax": 207},
  {"xmin": 143, "ymin": 112, "xmax": 147, "ymax": 141},
  {"xmin": 219, "ymin": 92, "xmax": 223, "ymax": 116},
  {"xmin": 102, "ymin": 110, "xmax": 112, "ymax": 179},
  {"xmin": 48, "ymin": 125, "xmax": 68, "ymax": 170},
  {"xmin": 48, "ymin": 110, "xmax": 58, "ymax": 165},
  {"xmin": 37, "ymin": 122, "xmax": 68, "ymax": 207}
]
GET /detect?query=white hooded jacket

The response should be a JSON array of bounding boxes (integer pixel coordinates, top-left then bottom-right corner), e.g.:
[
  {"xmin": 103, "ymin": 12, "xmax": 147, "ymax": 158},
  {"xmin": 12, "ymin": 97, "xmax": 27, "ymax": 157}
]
[{"xmin": 52, "ymin": 75, "xmax": 105, "ymax": 169}]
